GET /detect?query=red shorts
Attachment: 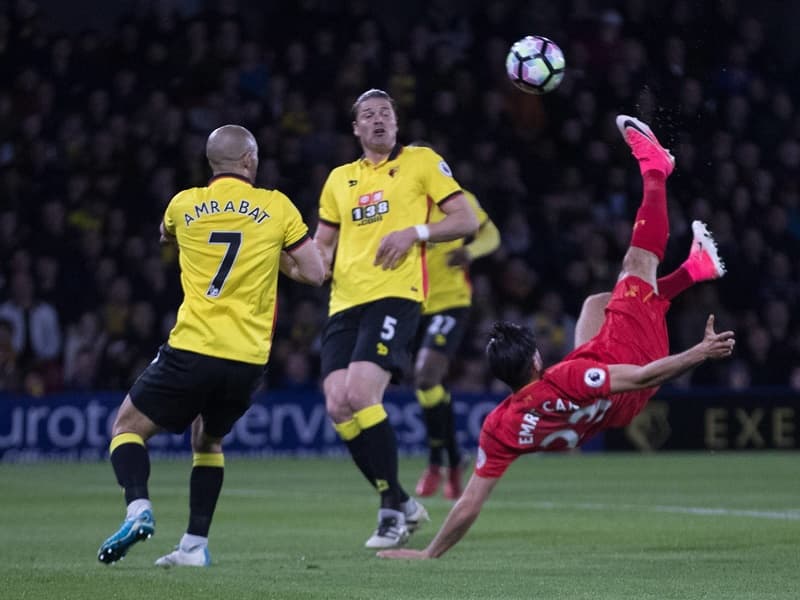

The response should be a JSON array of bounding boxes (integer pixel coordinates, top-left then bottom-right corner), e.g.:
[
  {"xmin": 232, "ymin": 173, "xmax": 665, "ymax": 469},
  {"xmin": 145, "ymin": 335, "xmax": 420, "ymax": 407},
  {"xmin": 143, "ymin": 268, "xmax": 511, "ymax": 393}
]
[{"xmin": 565, "ymin": 276, "xmax": 671, "ymax": 427}]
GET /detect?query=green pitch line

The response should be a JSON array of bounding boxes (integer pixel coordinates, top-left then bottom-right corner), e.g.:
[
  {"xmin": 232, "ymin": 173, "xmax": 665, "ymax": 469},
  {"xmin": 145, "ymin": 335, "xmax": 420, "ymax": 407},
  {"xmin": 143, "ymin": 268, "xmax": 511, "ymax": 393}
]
[{"xmin": 488, "ymin": 499, "xmax": 800, "ymax": 520}]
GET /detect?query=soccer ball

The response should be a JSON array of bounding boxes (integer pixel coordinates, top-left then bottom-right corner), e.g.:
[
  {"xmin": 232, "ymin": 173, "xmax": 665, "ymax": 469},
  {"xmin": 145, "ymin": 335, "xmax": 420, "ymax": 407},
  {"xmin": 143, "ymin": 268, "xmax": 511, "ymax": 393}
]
[{"xmin": 505, "ymin": 36, "xmax": 565, "ymax": 94}]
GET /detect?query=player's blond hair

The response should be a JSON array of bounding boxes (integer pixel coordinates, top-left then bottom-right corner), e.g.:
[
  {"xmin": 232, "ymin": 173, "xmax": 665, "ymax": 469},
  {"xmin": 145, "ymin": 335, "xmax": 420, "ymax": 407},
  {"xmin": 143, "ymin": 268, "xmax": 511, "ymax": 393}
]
[{"xmin": 351, "ymin": 88, "xmax": 397, "ymax": 120}]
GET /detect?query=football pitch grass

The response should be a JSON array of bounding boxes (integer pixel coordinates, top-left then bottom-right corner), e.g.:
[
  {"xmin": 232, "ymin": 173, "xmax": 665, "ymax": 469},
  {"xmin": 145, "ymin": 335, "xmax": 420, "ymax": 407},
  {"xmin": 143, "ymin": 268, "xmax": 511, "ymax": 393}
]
[{"xmin": 1, "ymin": 453, "xmax": 798, "ymax": 600}]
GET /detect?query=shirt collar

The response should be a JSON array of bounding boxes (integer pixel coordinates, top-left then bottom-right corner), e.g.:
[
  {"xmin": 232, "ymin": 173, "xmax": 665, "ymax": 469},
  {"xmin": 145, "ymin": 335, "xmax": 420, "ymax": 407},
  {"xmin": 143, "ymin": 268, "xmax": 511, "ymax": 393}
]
[
  {"xmin": 360, "ymin": 143, "xmax": 403, "ymax": 167},
  {"xmin": 208, "ymin": 173, "xmax": 253, "ymax": 186}
]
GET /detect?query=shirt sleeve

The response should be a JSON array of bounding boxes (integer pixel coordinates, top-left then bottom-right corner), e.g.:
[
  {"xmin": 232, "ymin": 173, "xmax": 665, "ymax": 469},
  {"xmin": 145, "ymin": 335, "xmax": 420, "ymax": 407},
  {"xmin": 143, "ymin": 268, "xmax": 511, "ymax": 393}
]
[
  {"xmin": 475, "ymin": 428, "xmax": 519, "ymax": 479},
  {"xmin": 162, "ymin": 192, "xmax": 181, "ymax": 235},
  {"xmin": 279, "ymin": 192, "xmax": 310, "ymax": 249},
  {"xmin": 419, "ymin": 148, "xmax": 462, "ymax": 205},
  {"xmin": 318, "ymin": 171, "xmax": 341, "ymax": 226},
  {"xmin": 543, "ymin": 359, "xmax": 612, "ymax": 404}
]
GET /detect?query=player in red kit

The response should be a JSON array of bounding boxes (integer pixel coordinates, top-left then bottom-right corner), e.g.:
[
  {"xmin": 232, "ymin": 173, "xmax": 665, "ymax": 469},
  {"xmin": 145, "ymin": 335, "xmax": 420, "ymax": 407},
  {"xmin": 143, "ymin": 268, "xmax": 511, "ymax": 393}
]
[{"xmin": 378, "ymin": 114, "xmax": 735, "ymax": 559}]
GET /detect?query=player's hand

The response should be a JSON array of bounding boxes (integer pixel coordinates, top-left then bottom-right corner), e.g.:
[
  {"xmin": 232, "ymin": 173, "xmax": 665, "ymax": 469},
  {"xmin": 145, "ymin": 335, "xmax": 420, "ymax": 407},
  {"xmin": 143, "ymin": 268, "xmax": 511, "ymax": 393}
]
[
  {"xmin": 446, "ymin": 247, "xmax": 471, "ymax": 267},
  {"xmin": 314, "ymin": 245, "xmax": 333, "ymax": 280},
  {"xmin": 279, "ymin": 251, "xmax": 295, "ymax": 275},
  {"xmin": 376, "ymin": 548, "xmax": 431, "ymax": 560},
  {"xmin": 700, "ymin": 314, "xmax": 735, "ymax": 359},
  {"xmin": 374, "ymin": 227, "xmax": 418, "ymax": 270},
  {"xmin": 159, "ymin": 222, "xmax": 175, "ymax": 245}
]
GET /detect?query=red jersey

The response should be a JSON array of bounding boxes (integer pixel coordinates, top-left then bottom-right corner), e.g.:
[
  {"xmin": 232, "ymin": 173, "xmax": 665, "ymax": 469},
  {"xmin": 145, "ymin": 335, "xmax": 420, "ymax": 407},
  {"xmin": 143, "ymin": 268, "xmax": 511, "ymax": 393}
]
[
  {"xmin": 476, "ymin": 358, "xmax": 613, "ymax": 478},
  {"xmin": 476, "ymin": 276, "xmax": 671, "ymax": 479}
]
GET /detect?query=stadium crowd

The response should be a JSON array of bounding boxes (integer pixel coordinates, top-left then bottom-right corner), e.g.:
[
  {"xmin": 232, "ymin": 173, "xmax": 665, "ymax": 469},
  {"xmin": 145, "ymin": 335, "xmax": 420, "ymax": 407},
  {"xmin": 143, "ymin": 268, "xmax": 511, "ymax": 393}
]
[{"xmin": 1, "ymin": 0, "xmax": 798, "ymax": 396}]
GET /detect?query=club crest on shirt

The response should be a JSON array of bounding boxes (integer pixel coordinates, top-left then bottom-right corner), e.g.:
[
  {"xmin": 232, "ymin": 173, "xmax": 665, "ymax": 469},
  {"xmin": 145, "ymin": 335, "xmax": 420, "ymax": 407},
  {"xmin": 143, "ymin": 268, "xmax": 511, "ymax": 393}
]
[{"xmin": 583, "ymin": 367, "xmax": 606, "ymax": 388}]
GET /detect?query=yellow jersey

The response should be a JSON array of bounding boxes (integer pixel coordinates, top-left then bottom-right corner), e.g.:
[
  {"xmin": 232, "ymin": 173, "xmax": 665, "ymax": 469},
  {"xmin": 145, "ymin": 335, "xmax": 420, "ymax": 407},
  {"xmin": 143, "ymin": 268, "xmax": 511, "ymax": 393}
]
[
  {"xmin": 319, "ymin": 144, "xmax": 462, "ymax": 316},
  {"xmin": 423, "ymin": 190, "xmax": 490, "ymax": 314},
  {"xmin": 163, "ymin": 174, "xmax": 309, "ymax": 364}
]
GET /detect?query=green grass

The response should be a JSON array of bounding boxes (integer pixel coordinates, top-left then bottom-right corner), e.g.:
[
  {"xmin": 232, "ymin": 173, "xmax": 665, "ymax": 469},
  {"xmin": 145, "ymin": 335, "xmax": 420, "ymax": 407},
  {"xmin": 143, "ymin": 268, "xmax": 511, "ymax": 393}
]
[{"xmin": 1, "ymin": 453, "xmax": 798, "ymax": 600}]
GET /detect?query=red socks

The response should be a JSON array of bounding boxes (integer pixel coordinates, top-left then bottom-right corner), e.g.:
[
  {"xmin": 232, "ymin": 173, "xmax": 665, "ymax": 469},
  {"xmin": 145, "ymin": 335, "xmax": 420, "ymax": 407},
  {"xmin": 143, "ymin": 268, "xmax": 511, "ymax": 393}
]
[
  {"xmin": 657, "ymin": 266, "xmax": 693, "ymax": 300},
  {"xmin": 630, "ymin": 171, "xmax": 669, "ymax": 261}
]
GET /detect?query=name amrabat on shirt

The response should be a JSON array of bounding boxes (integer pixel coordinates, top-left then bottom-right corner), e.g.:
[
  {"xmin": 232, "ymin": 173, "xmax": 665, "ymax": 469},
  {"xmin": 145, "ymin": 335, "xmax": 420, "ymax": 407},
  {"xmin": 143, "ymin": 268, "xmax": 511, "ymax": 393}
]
[{"xmin": 184, "ymin": 199, "xmax": 271, "ymax": 227}]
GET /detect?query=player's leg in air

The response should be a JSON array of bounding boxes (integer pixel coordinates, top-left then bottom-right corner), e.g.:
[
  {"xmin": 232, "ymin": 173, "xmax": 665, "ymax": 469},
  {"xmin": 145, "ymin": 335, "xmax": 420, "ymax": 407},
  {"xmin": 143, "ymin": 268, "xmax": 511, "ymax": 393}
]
[
  {"xmin": 97, "ymin": 396, "xmax": 159, "ymax": 564},
  {"xmin": 564, "ymin": 115, "xmax": 699, "ymax": 430},
  {"xmin": 575, "ymin": 220, "xmax": 727, "ymax": 346},
  {"xmin": 413, "ymin": 311, "xmax": 469, "ymax": 500},
  {"xmin": 614, "ymin": 114, "xmax": 677, "ymax": 289}
]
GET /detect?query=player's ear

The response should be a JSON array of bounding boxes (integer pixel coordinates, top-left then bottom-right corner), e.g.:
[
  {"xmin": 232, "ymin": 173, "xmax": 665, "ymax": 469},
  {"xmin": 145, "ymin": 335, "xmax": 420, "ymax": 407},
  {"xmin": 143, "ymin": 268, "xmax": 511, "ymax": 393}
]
[
  {"xmin": 243, "ymin": 149, "xmax": 258, "ymax": 172},
  {"xmin": 533, "ymin": 350, "xmax": 543, "ymax": 374}
]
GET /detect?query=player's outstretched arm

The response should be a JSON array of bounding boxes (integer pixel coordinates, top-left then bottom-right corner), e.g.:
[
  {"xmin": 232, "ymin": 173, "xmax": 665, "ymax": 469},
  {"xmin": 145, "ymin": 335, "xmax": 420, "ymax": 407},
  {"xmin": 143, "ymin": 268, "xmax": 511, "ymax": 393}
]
[
  {"xmin": 377, "ymin": 473, "xmax": 500, "ymax": 560},
  {"xmin": 608, "ymin": 314, "xmax": 735, "ymax": 393},
  {"xmin": 280, "ymin": 239, "xmax": 326, "ymax": 286},
  {"xmin": 374, "ymin": 193, "xmax": 479, "ymax": 270}
]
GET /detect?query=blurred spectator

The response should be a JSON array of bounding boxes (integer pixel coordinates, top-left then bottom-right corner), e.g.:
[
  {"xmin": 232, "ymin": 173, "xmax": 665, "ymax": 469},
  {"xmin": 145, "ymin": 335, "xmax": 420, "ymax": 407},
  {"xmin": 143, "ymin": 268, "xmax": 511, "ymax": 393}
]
[
  {"xmin": 529, "ymin": 290, "xmax": 576, "ymax": 365},
  {"xmin": 0, "ymin": 317, "xmax": 20, "ymax": 392},
  {"xmin": 64, "ymin": 345, "xmax": 100, "ymax": 391},
  {"xmin": 278, "ymin": 349, "xmax": 317, "ymax": 391},
  {"xmin": 101, "ymin": 275, "xmax": 132, "ymax": 337},
  {"xmin": 0, "ymin": 271, "xmax": 61, "ymax": 373},
  {"xmin": 63, "ymin": 311, "xmax": 106, "ymax": 384}
]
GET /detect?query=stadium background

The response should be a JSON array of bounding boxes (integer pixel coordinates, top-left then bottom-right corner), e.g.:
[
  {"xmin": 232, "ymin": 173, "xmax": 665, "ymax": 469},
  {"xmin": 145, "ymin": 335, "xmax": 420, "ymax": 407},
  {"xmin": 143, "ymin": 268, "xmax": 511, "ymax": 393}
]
[{"xmin": 1, "ymin": 0, "xmax": 798, "ymax": 457}]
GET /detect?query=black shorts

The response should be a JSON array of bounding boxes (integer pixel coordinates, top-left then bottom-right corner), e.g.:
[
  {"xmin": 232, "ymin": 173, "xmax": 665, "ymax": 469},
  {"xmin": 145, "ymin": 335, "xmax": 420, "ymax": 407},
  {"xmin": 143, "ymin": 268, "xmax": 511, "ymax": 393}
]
[
  {"xmin": 320, "ymin": 298, "xmax": 421, "ymax": 380},
  {"xmin": 417, "ymin": 307, "xmax": 470, "ymax": 359},
  {"xmin": 129, "ymin": 343, "xmax": 265, "ymax": 437}
]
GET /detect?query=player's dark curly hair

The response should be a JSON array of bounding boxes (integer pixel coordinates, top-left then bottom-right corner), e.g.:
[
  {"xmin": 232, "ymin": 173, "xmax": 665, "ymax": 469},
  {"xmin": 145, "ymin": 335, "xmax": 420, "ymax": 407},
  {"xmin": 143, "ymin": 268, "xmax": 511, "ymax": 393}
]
[
  {"xmin": 486, "ymin": 321, "xmax": 538, "ymax": 391},
  {"xmin": 351, "ymin": 88, "xmax": 396, "ymax": 120}
]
